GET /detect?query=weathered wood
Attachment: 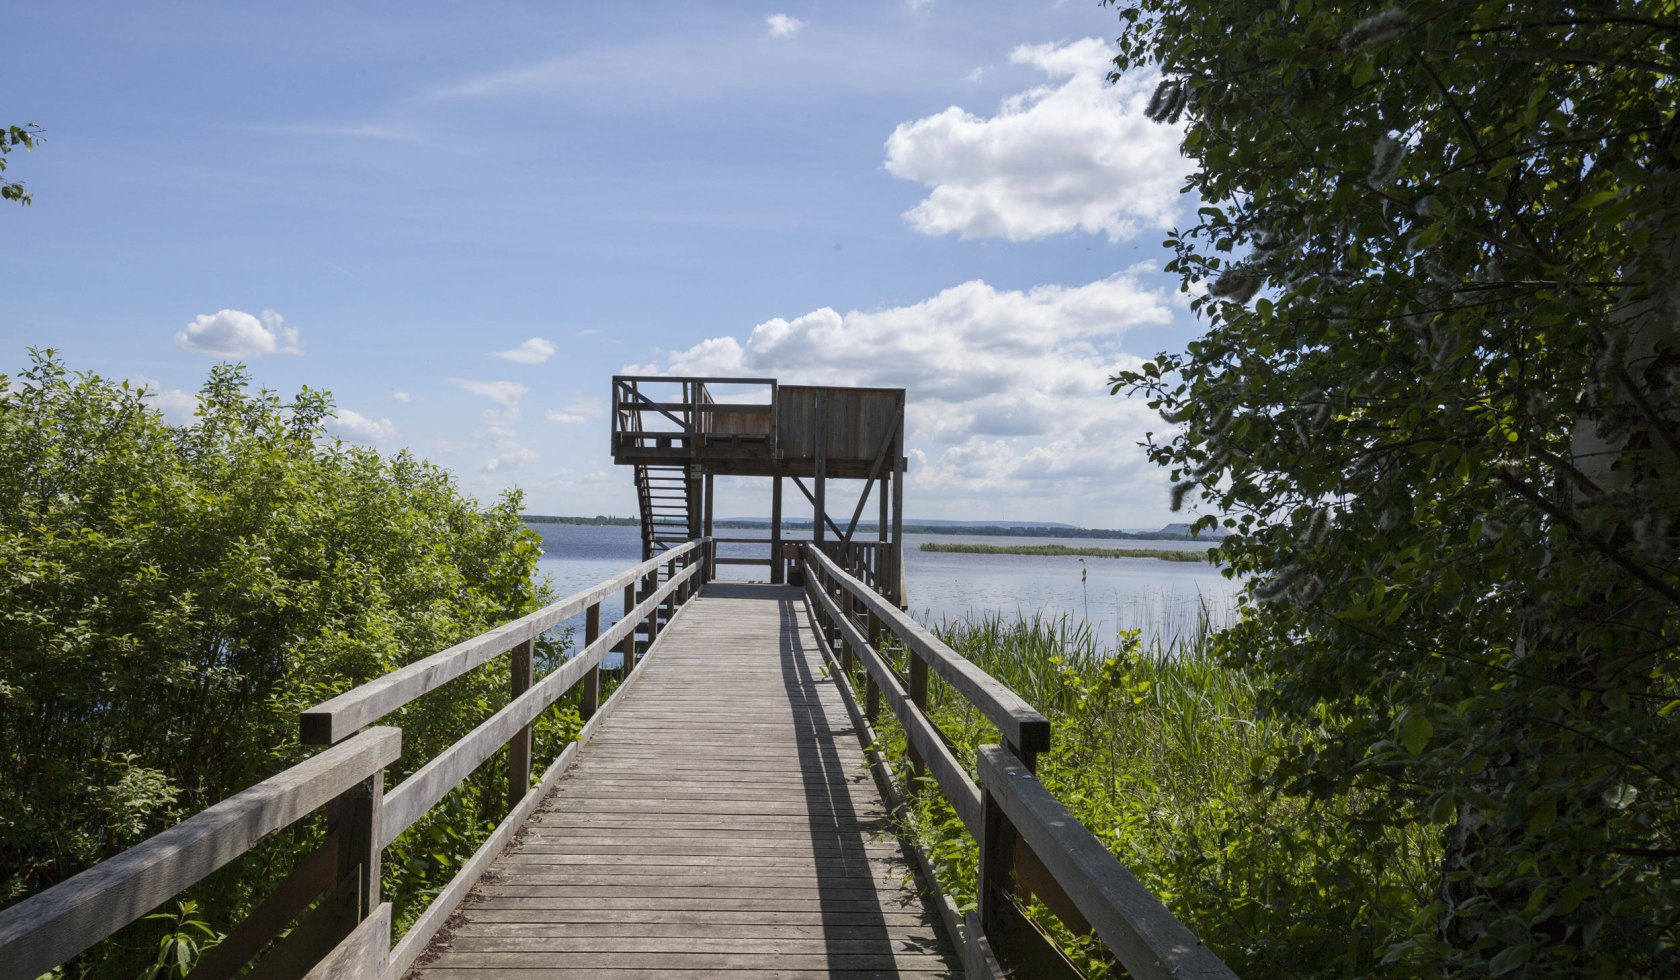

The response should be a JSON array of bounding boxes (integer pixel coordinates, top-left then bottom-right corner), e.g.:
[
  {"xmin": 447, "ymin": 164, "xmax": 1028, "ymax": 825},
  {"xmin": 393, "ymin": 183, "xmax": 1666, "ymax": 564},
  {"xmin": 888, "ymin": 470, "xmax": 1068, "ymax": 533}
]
[
  {"xmin": 806, "ymin": 577, "xmax": 982, "ymax": 834},
  {"xmin": 509, "ymin": 638, "xmax": 535, "ymax": 813},
  {"xmin": 409, "ymin": 584, "xmax": 961, "ymax": 978},
  {"xmin": 184, "ymin": 833, "xmax": 341, "ymax": 980},
  {"xmin": 380, "ymin": 562, "xmax": 700, "ymax": 846},
  {"xmin": 770, "ymin": 475, "xmax": 784, "ymax": 583},
  {"xmin": 301, "ymin": 902, "xmax": 390, "ymax": 980},
  {"xmin": 805, "ymin": 546, "xmax": 1049, "ymax": 758},
  {"xmin": 977, "ymin": 745, "xmax": 1237, "ymax": 980},
  {"xmin": 581, "ymin": 603, "xmax": 601, "ymax": 718},
  {"xmin": 0, "ymin": 728, "xmax": 399, "ymax": 980},
  {"xmin": 300, "ymin": 541, "xmax": 703, "ymax": 744},
  {"xmin": 380, "ymin": 597, "xmax": 683, "ymax": 980}
]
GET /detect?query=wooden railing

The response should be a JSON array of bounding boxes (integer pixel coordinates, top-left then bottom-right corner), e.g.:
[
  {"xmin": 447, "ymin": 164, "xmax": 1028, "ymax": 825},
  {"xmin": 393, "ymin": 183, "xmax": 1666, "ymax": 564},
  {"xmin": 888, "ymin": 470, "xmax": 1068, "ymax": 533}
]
[
  {"xmin": 0, "ymin": 541, "xmax": 708, "ymax": 980},
  {"xmin": 801, "ymin": 545, "xmax": 1236, "ymax": 980},
  {"xmin": 610, "ymin": 375, "xmax": 777, "ymax": 454}
]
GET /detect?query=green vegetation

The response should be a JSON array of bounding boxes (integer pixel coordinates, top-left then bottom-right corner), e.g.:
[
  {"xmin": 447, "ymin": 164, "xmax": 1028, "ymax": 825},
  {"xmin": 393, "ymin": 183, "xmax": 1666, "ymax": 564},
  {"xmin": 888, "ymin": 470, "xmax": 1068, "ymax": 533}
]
[
  {"xmin": 1, "ymin": 122, "xmax": 39, "ymax": 206},
  {"xmin": 0, "ymin": 352, "xmax": 583, "ymax": 975},
  {"xmin": 1107, "ymin": 0, "xmax": 1679, "ymax": 972},
  {"xmin": 859, "ymin": 614, "xmax": 1434, "ymax": 976},
  {"xmin": 918, "ymin": 542, "xmax": 1207, "ymax": 562}
]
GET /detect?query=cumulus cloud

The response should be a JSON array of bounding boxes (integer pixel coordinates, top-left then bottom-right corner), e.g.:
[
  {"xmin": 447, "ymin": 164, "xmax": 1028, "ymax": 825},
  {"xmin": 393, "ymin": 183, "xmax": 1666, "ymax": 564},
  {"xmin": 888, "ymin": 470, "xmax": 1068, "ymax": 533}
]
[
  {"xmin": 392, "ymin": 391, "xmax": 413, "ymax": 403},
  {"xmin": 885, "ymin": 38, "xmax": 1188, "ymax": 242},
  {"xmin": 175, "ymin": 309, "xmax": 302, "ymax": 357},
  {"xmin": 546, "ymin": 398, "xmax": 603, "ymax": 425},
  {"xmin": 483, "ymin": 446, "xmax": 539, "ymax": 473},
  {"xmin": 450, "ymin": 379, "xmax": 528, "ymax": 414},
  {"xmin": 451, "ymin": 379, "xmax": 537, "ymax": 475},
  {"xmin": 133, "ymin": 376, "xmax": 199, "ymax": 425},
  {"xmin": 766, "ymin": 14, "xmax": 804, "ymax": 38},
  {"xmin": 628, "ymin": 274, "xmax": 1183, "ymax": 524},
  {"xmin": 491, "ymin": 337, "xmax": 558, "ymax": 364},
  {"xmin": 331, "ymin": 409, "xmax": 398, "ymax": 444}
]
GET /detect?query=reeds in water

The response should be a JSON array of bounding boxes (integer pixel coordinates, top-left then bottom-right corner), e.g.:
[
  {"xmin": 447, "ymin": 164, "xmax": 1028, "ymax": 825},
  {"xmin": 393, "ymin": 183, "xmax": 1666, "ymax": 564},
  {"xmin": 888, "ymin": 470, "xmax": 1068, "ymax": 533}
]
[{"xmin": 862, "ymin": 609, "xmax": 1434, "ymax": 978}]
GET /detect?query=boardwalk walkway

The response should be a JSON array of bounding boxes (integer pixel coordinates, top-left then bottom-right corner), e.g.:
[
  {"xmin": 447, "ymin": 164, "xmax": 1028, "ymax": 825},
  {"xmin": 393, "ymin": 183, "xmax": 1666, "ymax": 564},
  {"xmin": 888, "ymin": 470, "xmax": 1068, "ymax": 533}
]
[{"xmin": 411, "ymin": 582, "xmax": 964, "ymax": 978}]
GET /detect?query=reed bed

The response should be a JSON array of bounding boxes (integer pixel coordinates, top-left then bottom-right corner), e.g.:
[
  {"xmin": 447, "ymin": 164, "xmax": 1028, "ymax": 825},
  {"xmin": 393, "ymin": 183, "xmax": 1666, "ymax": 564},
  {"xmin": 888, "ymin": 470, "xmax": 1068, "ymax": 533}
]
[{"xmin": 859, "ymin": 610, "xmax": 1436, "ymax": 978}]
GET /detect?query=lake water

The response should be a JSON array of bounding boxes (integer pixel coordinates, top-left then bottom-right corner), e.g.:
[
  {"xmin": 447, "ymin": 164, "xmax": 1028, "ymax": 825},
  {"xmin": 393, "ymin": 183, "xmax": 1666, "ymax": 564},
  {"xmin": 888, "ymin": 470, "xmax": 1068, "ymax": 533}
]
[{"xmin": 526, "ymin": 522, "xmax": 1242, "ymax": 660}]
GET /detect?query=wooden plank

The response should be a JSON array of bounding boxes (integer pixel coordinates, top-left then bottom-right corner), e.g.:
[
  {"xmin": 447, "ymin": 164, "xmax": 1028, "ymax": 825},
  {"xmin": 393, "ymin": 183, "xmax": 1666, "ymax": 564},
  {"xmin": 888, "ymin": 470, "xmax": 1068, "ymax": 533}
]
[
  {"xmin": 409, "ymin": 584, "xmax": 962, "ymax": 978},
  {"xmin": 806, "ymin": 547, "xmax": 1048, "ymax": 756},
  {"xmin": 301, "ymin": 902, "xmax": 390, "ymax": 980},
  {"xmin": 977, "ymin": 745, "xmax": 1235, "ymax": 980},
  {"xmin": 300, "ymin": 541, "xmax": 703, "ymax": 744},
  {"xmin": 0, "ymin": 729, "xmax": 399, "ymax": 980},
  {"xmin": 807, "ymin": 576, "xmax": 982, "ymax": 834},
  {"xmin": 380, "ymin": 561, "xmax": 700, "ymax": 844},
  {"xmin": 379, "ymin": 597, "xmax": 687, "ymax": 980}
]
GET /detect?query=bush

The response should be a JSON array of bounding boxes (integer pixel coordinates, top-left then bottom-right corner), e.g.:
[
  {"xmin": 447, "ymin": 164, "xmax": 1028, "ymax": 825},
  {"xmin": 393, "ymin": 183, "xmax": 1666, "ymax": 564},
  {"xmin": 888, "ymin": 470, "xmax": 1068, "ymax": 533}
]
[{"xmin": 0, "ymin": 351, "xmax": 552, "ymax": 975}]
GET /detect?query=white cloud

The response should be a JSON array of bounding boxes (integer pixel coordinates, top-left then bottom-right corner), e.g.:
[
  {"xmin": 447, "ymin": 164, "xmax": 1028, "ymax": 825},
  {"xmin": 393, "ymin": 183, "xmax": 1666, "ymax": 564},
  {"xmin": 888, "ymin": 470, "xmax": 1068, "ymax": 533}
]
[
  {"xmin": 491, "ymin": 337, "xmax": 558, "ymax": 364},
  {"xmin": 175, "ymin": 309, "xmax": 302, "ymax": 358},
  {"xmin": 766, "ymin": 14, "xmax": 804, "ymax": 38},
  {"xmin": 575, "ymin": 328, "xmax": 603, "ymax": 337},
  {"xmin": 546, "ymin": 398, "xmax": 602, "ymax": 425},
  {"xmin": 483, "ymin": 446, "xmax": 539, "ymax": 473},
  {"xmin": 392, "ymin": 390, "xmax": 413, "ymax": 403},
  {"xmin": 628, "ymin": 273, "xmax": 1184, "ymax": 524},
  {"xmin": 133, "ymin": 376, "xmax": 198, "ymax": 425},
  {"xmin": 450, "ymin": 379, "xmax": 528, "ymax": 414},
  {"xmin": 331, "ymin": 409, "xmax": 398, "ymax": 444},
  {"xmin": 885, "ymin": 38, "xmax": 1188, "ymax": 242}
]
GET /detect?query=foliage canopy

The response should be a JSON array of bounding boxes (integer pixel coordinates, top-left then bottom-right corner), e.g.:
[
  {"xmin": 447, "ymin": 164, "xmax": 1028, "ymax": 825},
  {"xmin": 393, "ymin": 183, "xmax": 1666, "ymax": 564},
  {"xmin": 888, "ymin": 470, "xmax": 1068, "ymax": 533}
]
[
  {"xmin": 0, "ymin": 352, "xmax": 552, "ymax": 973},
  {"xmin": 1110, "ymin": 0, "xmax": 1679, "ymax": 973}
]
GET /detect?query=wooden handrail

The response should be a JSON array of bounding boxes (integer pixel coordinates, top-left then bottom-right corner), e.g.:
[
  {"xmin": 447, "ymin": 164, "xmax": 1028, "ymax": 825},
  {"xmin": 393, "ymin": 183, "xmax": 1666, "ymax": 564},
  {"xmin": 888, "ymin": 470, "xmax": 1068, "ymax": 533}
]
[
  {"xmin": 0, "ymin": 728, "xmax": 401, "ymax": 980},
  {"xmin": 2, "ymin": 543, "xmax": 711, "ymax": 980},
  {"xmin": 977, "ymin": 747, "xmax": 1237, "ymax": 980},
  {"xmin": 377, "ymin": 559, "xmax": 701, "ymax": 846},
  {"xmin": 800, "ymin": 543, "xmax": 1235, "ymax": 979},
  {"xmin": 806, "ymin": 577, "xmax": 982, "ymax": 833},
  {"xmin": 803, "ymin": 546, "xmax": 1049, "ymax": 758},
  {"xmin": 301, "ymin": 539, "xmax": 705, "ymax": 744}
]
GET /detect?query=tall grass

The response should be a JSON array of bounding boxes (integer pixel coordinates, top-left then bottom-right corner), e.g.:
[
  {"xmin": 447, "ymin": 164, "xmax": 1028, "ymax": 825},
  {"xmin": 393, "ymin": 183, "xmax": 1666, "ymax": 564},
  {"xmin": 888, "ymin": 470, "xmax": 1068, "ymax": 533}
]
[{"xmin": 860, "ymin": 610, "xmax": 1437, "ymax": 978}]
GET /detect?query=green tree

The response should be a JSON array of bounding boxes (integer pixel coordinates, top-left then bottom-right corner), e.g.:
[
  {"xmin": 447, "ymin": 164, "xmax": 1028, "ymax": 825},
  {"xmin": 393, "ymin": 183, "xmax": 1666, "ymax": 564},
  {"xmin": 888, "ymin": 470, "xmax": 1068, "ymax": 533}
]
[
  {"xmin": 1109, "ymin": 1, "xmax": 1679, "ymax": 974},
  {"xmin": 0, "ymin": 352, "xmax": 553, "ymax": 974},
  {"xmin": 2, "ymin": 124, "xmax": 40, "ymax": 205}
]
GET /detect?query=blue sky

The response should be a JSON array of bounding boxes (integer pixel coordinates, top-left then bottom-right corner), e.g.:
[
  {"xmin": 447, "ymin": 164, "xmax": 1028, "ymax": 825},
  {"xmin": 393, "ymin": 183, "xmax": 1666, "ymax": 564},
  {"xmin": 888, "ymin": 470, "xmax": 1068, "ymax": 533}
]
[{"xmin": 5, "ymin": 1, "xmax": 1203, "ymax": 528}]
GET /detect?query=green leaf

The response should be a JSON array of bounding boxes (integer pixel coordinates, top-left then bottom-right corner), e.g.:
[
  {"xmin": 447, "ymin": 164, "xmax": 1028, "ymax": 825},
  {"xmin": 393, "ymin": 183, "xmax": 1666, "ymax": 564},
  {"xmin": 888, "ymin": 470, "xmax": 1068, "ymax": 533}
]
[{"xmin": 1398, "ymin": 710, "xmax": 1432, "ymax": 755}]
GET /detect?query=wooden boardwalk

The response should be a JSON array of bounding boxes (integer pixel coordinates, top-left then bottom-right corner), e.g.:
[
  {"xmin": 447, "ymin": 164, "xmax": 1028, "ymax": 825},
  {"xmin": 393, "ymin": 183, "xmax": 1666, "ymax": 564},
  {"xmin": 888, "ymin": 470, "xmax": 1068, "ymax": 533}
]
[{"xmin": 411, "ymin": 582, "xmax": 963, "ymax": 978}]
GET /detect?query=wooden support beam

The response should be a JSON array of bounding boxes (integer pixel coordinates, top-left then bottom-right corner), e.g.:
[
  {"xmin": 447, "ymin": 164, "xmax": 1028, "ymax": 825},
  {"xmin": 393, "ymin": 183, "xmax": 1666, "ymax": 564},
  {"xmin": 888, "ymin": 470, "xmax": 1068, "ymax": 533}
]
[
  {"xmin": 582, "ymin": 603, "xmax": 600, "ymax": 718},
  {"xmin": 789, "ymin": 477, "xmax": 846, "ymax": 541},
  {"xmin": 813, "ymin": 389, "xmax": 827, "ymax": 545},
  {"xmin": 507, "ymin": 639, "xmax": 534, "ymax": 814},
  {"xmin": 770, "ymin": 476, "xmax": 784, "ymax": 584}
]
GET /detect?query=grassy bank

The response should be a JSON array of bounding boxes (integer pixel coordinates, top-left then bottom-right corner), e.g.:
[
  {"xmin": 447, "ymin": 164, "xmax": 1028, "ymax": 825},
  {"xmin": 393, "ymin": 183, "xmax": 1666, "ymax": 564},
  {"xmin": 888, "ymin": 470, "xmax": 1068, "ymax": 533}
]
[
  {"xmin": 851, "ymin": 613, "xmax": 1436, "ymax": 977},
  {"xmin": 919, "ymin": 541, "xmax": 1209, "ymax": 562}
]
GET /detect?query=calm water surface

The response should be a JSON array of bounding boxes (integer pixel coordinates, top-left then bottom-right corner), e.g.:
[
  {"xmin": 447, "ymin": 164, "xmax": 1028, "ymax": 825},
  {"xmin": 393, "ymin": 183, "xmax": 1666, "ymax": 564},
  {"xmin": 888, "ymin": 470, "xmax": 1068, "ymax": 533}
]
[{"xmin": 526, "ymin": 522, "xmax": 1241, "ymax": 656}]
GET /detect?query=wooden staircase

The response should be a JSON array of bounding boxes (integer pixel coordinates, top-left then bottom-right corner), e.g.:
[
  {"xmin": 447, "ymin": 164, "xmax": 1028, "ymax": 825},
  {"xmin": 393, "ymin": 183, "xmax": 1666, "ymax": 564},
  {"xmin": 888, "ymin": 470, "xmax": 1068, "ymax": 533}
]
[{"xmin": 633, "ymin": 463, "xmax": 699, "ymax": 561}]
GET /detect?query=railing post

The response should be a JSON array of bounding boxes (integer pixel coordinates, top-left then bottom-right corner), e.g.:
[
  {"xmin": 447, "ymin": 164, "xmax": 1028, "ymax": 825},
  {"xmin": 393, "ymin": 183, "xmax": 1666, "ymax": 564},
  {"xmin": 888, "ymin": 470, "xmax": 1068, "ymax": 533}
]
[
  {"xmin": 840, "ymin": 588, "xmax": 856, "ymax": 675},
  {"xmin": 977, "ymin": 781, "xmax": 1016, "ymax": 945},
  {"xmin": 908, "ymin": 652, "xmax": 929, "ymax": 777},
  {"xmin": 622, "ymin": 582, "xmax": 637, "ymax": 673},
  {"xmin": 582, "ymin": 603, "xmax": 601, "ymax": 719},
  {"xmin": 325, "ymin": 768, "xmax": 385, "ymax": 939},
  {"xmin": 508, "ymin": 638, "xmax": 534, "ymax": 813}
]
